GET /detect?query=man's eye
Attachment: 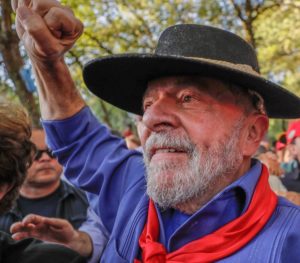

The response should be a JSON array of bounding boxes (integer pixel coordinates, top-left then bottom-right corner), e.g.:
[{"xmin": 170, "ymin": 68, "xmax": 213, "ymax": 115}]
[
  {"xmin": 143, "ymin": 102, "xmax": 152, "ymax": 111},
  {"xmin": 182, "ymin": 95, "xmax": 192, "ymax": 102}
]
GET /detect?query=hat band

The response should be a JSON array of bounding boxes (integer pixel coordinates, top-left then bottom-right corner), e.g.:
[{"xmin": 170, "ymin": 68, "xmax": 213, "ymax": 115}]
[{"xmin": 188, "ymin": 57, "xmax": 260, "ymax": 76}]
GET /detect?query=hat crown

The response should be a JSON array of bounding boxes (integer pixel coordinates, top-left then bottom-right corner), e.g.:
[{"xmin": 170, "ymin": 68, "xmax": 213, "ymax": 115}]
[{"xmin": 155, "ymin": 24, "xmax": 259, "ymax": 73}]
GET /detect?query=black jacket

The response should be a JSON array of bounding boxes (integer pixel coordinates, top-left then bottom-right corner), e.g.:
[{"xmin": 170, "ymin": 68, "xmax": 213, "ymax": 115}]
[{"xmin": 0, "ymin": 180, "xmax": 89, "ymax": 234}]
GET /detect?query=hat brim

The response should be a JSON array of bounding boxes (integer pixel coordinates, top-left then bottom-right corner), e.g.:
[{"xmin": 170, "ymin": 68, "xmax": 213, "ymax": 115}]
[{"xmin": 83, "ymin": 54, "xmax": 300, "ymax": 118}]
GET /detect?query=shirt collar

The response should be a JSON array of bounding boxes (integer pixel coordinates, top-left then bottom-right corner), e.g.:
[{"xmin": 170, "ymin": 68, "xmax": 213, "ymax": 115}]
[
  {"xmin": 59, "ymin": 180, "xmax": 78, "ymax": 199},
  {"xmin": 163, "ymin": 159, "xmax": 262, "ymax": 217},
  {"xmin": 216, "ymin": 159, "xmax": 262, "ymax": 214}
]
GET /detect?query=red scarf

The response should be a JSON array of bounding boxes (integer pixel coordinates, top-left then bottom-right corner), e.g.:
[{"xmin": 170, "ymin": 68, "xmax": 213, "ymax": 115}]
[{"xmin": 135, "ymin": 165, "xmax": 277, "ymax": 263}]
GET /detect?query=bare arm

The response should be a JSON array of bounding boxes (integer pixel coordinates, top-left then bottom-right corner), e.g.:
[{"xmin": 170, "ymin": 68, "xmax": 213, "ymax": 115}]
[
  {"xmin": 10, "ymin": 214, "xmax": 93, "ymax": 258},
  {"xmin": 11, "ymin": 0, "xmax": 86, "ymax": 120}
]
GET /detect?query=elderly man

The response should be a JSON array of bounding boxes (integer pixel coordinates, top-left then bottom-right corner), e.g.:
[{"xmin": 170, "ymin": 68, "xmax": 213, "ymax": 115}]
[
  {"xmin": 11, "ymin": 0, "xmax": 300, "ymax": 262},
  {"xmin": 0, "ymin": 102, "xmax": 86, "ymax": 263}
]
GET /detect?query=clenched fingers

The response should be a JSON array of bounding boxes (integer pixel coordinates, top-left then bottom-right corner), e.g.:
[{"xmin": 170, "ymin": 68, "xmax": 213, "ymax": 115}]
[
  {"xmin": 13, "ymin": 0, "xmax": 83, "ymax": 61},
  {"xmin": 17, "ymin": 6, "xmax": 59, "ymax": 56},
  {"xmin": 12, "ymin": 0, "xmax": 61, "ymax": 15},
  {"xmin": 44, "ymin": 6, "xmax": 83, "ymax": 40}
]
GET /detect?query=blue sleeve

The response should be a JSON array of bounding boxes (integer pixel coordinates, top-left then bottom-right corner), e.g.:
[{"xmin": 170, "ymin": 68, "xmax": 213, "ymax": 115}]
[
  {"xmin": 42, "ymin": 107, "xmax": 145, "ymax": 232},
  {"xmin": 79, "ymin": 207, "xmax": 109, "ymax": 263}
]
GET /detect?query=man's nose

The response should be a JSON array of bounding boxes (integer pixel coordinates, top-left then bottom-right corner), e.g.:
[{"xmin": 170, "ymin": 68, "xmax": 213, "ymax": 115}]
[
  {"xmin": 38, "ymin": 152, "xmax": 52, "ymax": 162},
  {"xmin": 142, "ymin": 98, "xmax": 179, "ymax": 132}
]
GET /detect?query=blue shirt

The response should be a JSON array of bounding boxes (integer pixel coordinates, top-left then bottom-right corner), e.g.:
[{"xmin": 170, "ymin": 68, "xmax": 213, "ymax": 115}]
[
  {"xmin": 79, "ymin": 207, "xmax": 109, "ymax": 263},
  {"xmin": 43, "ymin": 107, "xmax": 300, "ymax": 262}
]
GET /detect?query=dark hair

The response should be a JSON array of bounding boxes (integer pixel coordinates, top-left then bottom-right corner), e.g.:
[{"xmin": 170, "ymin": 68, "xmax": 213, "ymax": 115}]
[{"xmin": 0, "ymin": 103, "xmax": 35, "ymax": 213}]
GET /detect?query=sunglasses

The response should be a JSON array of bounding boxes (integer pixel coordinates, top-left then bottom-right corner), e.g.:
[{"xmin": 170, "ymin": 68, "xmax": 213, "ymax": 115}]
[{"xmin": 34, "ymin": 148, "xmax": 56, "ymax": 161}]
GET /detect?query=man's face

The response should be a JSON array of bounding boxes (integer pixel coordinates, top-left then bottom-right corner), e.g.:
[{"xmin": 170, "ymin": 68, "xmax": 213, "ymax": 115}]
[
  {"xmin": 290, "ymin": 137, "xmax": 300, "ymax": 161},
  {"xmin": 139, "ymin": 76, "xmax": 251, "ymax": 209},
  {"xmin": 25, "ymin": 130, "xmax": 62, "ymax": 187}
]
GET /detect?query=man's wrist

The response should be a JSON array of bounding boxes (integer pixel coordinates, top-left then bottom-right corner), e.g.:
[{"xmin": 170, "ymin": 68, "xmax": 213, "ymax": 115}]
[
  {"xmin": 66, "ymin": 230, "xmax": 93, "ymax": 258},
  {"xmin": 32, "ymin": 57, "xmax": 86, "ymax": 120}
]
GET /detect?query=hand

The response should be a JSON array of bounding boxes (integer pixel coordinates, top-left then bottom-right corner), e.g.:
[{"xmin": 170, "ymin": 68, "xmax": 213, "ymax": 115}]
[
  {"xmin": 11, "ymin": 0, "xmax": 83, "ymax": 63},
  {"xmin": 11, "ymin": 214, "xmax": 93, "ymax": 257},
  {"xmin": 10, "ymin": 214, "xmax": 77, "ymax": 244}
]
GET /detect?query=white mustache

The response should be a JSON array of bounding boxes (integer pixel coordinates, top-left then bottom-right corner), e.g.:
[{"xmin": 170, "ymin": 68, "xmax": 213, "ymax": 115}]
[{"xmin": 144, "ymin": 132, "xmax": 195, "ymax": 161}]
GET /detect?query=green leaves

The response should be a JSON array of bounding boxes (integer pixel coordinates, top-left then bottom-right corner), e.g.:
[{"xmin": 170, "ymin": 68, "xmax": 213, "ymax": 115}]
[{"xmin": 1, "ymin": 0, "xmax": 299, "ymax": 137}]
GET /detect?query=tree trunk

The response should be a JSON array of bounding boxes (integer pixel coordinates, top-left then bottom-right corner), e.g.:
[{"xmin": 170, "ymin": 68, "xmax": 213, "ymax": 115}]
[{"xmin": 0, "ymin": 0, "xmax": 41, "ymax": 127}]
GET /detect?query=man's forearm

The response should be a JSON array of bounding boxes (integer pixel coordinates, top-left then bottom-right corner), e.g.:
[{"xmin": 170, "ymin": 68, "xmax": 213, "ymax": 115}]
[{"xmin": 32, "ymin": 58, "xmax": 86, "ymax": 120}]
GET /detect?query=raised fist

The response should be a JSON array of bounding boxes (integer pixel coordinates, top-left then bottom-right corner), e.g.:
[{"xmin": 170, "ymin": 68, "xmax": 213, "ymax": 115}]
[{"xmin": 11, "ymin": 0, "xmax": 83, "ymax": 62}]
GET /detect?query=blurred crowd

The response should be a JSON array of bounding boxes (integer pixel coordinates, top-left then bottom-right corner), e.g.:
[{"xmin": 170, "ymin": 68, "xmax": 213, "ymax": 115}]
[{"xmin": 255, "ymin": 120, "xmax": 300, "ymax": 205}]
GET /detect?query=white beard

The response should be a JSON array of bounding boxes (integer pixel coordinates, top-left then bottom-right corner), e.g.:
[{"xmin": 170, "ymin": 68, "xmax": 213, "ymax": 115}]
[{"xmin": 143, "ymin": 119, "xmax": 244, "ymax": 210}]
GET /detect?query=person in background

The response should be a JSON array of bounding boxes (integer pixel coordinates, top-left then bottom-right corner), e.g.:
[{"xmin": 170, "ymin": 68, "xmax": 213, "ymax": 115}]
[
  {"xmin": 0, "ymin": 128, "xmax": 108, "ymax": 262},
  {"xmin": 255, "ymin": 147, "xmax": 300, "ymax": 205},
  {"xmin": 275, "ymin": 132, "xmax": 288, "ymax": 164},
  {"xmin": 122, "ymin": 122, "xmax": 142, "ymax": 149},
  {"xmin": 125, "ymin": 134, "xmax": 141, "ymax": 149},
  {"xmin": 0, "ymin": 128, "xmax": 88, "ymax": 231},
  {"xmin": 281, "ymin": 120, "xmax": 300, "ymax": 192},
  {"xmin": 0, "ymin": 102, "xmax": 86, "ymax": 263},
  {"xmin": 255, "ymin": 146, "xmax": 287, "ymax": 193},
  {"xmin": 11, "ymin": 0, "xmax": 300, "ymax": 261}
]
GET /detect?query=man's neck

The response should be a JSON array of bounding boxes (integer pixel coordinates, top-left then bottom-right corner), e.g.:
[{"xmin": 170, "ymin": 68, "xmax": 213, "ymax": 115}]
[{"xmin": 20, "ymin": 180, "xmax": 61, "ymax": 199}]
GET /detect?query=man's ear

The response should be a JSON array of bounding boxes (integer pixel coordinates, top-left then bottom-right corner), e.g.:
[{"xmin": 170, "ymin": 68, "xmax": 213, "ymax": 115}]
[
  {"xmin": 0, "ymin": 184, "xmax": 14, "ymax": 200},
  {"xmin": 242, "ymin": 114, "xmax": 269, "ymax": 157}
]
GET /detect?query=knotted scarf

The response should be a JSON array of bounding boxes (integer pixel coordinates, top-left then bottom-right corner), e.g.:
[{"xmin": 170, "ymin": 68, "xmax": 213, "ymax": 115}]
[{"xmin": 135, "ymin": 165, "xmax": 277, "ymax": 263}]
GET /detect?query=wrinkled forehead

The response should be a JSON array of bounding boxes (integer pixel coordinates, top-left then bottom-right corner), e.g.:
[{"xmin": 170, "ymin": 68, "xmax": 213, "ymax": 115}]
[{"xmin": 143, "ymin": 75, "xmax": 233, "ymax": 100}]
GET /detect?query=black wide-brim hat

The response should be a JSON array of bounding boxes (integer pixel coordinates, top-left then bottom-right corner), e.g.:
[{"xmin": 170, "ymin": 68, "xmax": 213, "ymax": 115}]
[{"xmin": 83, "ymin": 24, "xmax": 300, "ymax": 118}]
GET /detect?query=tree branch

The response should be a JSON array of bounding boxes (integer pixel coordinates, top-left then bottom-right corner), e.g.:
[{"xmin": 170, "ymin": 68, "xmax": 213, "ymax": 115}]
[
  {"xmin": 83, "ymin": 31, "xmax": 114, "ymax": 55},
  {"xmin": 229, "ymin": 0, "xmax": 246, "ymax": 22},
  {"xmin": 254, "ymin": 1, "xmax": 282, "ymax": 20},
  {"xmin": 68, "ymin": 50, "xmax": 84, "ymax": 68},
  {"xmin": 0, "ymin": 0, "xmax": 41, "ymax": 126}
]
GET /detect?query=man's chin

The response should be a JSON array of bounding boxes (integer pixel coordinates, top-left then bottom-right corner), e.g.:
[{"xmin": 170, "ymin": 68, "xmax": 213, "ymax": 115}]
[
  {"xmin": 25, "ymin": 175, "xmax": 60, "ymax": 187},
  {"xmin": 147, "ymin": 183, "xmax": 189, "ymax": 210}
]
